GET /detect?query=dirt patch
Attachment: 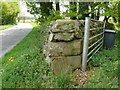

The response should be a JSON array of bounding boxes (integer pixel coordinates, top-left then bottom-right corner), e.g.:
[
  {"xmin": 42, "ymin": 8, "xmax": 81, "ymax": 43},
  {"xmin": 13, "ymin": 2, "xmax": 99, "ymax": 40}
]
[{"xmin": 72, "ymin": 68, "xmax": 96, "ymax": 86}]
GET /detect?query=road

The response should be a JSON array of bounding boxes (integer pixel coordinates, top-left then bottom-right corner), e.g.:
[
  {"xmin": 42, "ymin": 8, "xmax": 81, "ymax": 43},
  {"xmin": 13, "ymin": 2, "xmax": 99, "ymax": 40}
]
[{"xmin": 0, "ymin": 23, "xmax": 33, "ymax": 59}]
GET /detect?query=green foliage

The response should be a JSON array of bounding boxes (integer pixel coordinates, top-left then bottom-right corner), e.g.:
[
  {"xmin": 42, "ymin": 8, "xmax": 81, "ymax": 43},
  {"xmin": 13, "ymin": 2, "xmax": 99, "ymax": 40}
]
[
  {"xmin": 99, "ymin": 2, "xmax": 118, "ymax": 17},
  {"xmin": 83, "ymin": 61, "xmax": 118, "ymax": 88},
  {"xmin": 105, "ymin": 22, "xmax": 115, "ymax": 29},
  {"xmin": 26, "ymin": 2, "xmax": 40, "ymax": 15},
  {"xmin": 26, "ymin": 2, "xmax": 54, "ymax": 24},
  {"xmin": 26, "ymin": 2, "xmax": 82, "ymax": 24},
  {"xmin": 90, "ymin": 2, "xmax": 119, "ymax": 22},
  {"xmin": 48, "ymin": 10, "xmax": 62, "ymax": 21},
  {"xmin": 78, "ymin": 2, "xmax": 89, "ymax": 19},
  {"xmin": 63, "ymin": 4, "xmax": 82, "ymax": 19},
  {"xmin": 35, "ymin": 9, "xmax": 62, "ymax": 25},
  {"xmin": 0, "ymin": 24, "xmax": 15, "ymax": 30},
  {"xmin": 54, "ymin": 73, "xmax": 73, "ymax": 88},
  {"xmin": 90, "ymin": 47, "xmax": 118, "ymax": 67},
  {"xmin": 90, "ymin": 26, "xmax": 118, "ymax": 67},
  {"xmin": 0, "ymin": 1, "xmax": 20, "ymax": 25}
]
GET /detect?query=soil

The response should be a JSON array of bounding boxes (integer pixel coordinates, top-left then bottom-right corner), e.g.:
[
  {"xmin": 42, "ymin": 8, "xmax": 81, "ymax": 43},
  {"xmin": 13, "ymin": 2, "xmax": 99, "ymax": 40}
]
[{"xmin": 72, "ymin": 68, "xmax": 96, "ymax": 86}]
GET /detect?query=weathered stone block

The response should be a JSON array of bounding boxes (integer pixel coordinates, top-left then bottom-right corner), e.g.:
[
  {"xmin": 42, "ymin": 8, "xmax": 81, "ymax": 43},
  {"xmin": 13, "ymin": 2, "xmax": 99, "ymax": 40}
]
[
  {"xmin": 50, "ymin": 19, "xmax": 80, "ymax": 33},
  {"xmin": 74, "ymin": 31, "xmax": 83, "ymax": 39},
  {"xmin": 48, "ymin": 33, "xmax": 54, "ymax": 41},
  {"xmin": 51, "ymin": 55, "xmax": 82, "ymax": 74},
  {"xmin": 49, "ymin": 39, "xmax": 83, "ymax": 57},
  {"xmin": 53, "ymin": 32, "xmax": 74, "ymax": 41},
  {"xmin": 78, "ymin": 20, "xmax": 85, "ymax": 27},
  {"xmin": 52, "ymin": 31, "xmax": 83, "ymax": 41},
  {"xmin": 56, "ymin": 19, "xmax": 75, "ymax": 26},
  {"xmin": 59, "ymin": 24, "xmax": 73, "ymax": 30}
]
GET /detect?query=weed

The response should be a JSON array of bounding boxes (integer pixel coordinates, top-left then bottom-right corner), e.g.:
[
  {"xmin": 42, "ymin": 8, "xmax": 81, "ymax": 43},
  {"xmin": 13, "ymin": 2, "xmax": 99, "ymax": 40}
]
[{"xmin": 54, "ymin": 73, "xmax": 73, "ymax": 88}]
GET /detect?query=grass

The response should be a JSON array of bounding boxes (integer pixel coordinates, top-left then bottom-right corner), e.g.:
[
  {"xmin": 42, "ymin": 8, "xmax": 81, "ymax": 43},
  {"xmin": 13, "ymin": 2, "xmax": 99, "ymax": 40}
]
[
  {"xmin": 0, "ymin": 63, "xmax": 1, "ymax": 90},
  {"xmin": 0, "ymin": 19, "xmax": 34, "ymax": 30},
  {"xmin": 0, "ymin": 24, "xmax": 16, "ymax": 30},
  {"xmin": 1, "ymin": 22, "xmax": 54, "ymax": 88},
  {"xmin": 82, "ymin": 28, "xmax": 119, "ymax": 88},
  {"xmin": 54, "ymin": 73, "xmax": 74, "ymax": 88}
]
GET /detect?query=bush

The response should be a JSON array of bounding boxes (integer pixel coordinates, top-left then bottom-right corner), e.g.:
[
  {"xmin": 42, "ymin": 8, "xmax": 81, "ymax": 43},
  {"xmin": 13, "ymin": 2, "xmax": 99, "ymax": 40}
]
[{"xmin": 0, "ymin": 1, "xmax": 20, "ymax": 25}]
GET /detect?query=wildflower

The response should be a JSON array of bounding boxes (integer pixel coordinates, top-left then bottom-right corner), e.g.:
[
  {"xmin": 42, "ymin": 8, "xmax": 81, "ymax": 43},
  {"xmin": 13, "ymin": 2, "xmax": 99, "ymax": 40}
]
[
  {"xmin": 9, "ymin": 57, "xmax": 14, "ymax": 62},
  {"xmin": 10, "ymin": 59, "xmax": 13, "ymax": 62}
]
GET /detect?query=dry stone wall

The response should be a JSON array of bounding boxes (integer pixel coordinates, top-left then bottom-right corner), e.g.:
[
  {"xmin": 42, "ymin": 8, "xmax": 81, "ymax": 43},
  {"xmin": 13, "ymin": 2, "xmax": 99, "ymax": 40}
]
[{"xmin": 43, "ymin": 19, "xmax": 104, "ymax": 74}]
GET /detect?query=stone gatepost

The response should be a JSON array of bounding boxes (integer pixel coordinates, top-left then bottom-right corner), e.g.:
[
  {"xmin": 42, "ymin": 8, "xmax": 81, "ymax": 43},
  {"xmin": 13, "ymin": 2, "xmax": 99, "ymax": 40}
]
[{"xmin": 44, "ymin": 19, "xmax": 84, "ymax": 74}]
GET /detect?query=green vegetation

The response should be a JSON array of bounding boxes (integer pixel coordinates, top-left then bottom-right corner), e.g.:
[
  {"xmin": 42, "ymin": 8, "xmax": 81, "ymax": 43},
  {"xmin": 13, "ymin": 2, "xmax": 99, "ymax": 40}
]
[
  {"xmin": 0, "ymin": 24, "xmax": 16, "ymax": 30},
  {"xmin": 17, "ymin": 20, "xmax": 35, "ymax": 23},
  {"xmin": 54, "ymin": 73, "xmax": 73, "ymax": 88},
  {"xmin": 0, "ymin": 63, "xmax": 1, "ymax": 90},
  {"xmin": 0, "ymin": 0, "xmax": 20, "ymax": 25},
  {"xmin": 82, "ymin": 29, "xmax": 119, "ymax": 88},
  {"xmin": 84, "ymin": 61, "xmax": 118, "ymax": 88},
  {"xmin": 26, "ymin": 1, "xmax": 120, "ymax": 25},
  {"xmin": 1, "ymin": 23, "xmax": 51, "ymax": 88}
]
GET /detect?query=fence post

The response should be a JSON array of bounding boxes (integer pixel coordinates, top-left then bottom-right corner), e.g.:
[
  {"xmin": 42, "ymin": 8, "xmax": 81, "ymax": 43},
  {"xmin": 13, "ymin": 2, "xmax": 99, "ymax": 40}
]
[{"xmin": 82, "ymin": 17, "xmax": 90, "ymax": 71}]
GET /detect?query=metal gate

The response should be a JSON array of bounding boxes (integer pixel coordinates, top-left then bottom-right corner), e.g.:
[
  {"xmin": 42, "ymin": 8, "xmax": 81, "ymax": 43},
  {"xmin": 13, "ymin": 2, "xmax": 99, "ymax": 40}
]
[{"xmin": 82, "ymin": 17, "xmax": 106, "ymax": 71}]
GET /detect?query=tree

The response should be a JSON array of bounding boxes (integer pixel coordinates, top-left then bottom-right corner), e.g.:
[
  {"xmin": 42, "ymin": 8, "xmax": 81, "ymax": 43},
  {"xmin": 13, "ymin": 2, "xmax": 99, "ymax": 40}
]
[
  {"xmin": 26, "ymin": 2, "xmax": 53, "ymax": 16},
  {"xmin": 39, "ymin": 2, "xmax": 53, "ymax": 17},
  {"xmin": 78, "ymin": 2, "xmax": 89, "ymax": 20},
  {"xmin": 26, "ymin": 1, "xmax": 119, "ymax": 26},
  {"xmin": 56, "ymin": 2, "xmax": 60, "ymax": 10},
  {"xmin": 26, "ymin": 1, "xmax": 53, "ymax": 23},
  {"xmin": 89, "ymin": 2, "xmax": 101, "ymax": 20},
  {"xmin": 96, "ymin": 2, "xmax": 118, "ymax": 22},
  {"xmin": 26, "ymin": 1, "xmax": 63, "ymax": 24}
]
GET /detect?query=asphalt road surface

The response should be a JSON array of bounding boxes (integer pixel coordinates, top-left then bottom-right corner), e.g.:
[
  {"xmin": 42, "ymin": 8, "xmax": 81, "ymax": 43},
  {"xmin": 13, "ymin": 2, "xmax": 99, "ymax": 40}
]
[{"xmin": 0, "ymin": 23, "xmax": 33, "ymax": 59}]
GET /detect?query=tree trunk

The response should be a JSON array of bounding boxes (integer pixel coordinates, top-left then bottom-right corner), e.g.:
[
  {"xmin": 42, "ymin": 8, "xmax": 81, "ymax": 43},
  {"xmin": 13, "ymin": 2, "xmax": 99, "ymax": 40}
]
[
  {"xmin": 56, "ymin": 2, "xmax": 59, "ymax": 10},
  {"xmin": 96, "ymin": 11, "xmax": 100, "ymax": 20},
  {"xmin": 40, "ymin": 2, "xmax": 53, "ymax": 17}
]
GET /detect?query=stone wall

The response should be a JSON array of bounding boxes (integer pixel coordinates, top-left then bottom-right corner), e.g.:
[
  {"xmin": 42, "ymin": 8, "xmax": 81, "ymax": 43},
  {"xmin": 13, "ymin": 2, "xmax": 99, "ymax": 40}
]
[{"xmin": 43, "ymin": 19, "xmax": 104, "ymax": 74}]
